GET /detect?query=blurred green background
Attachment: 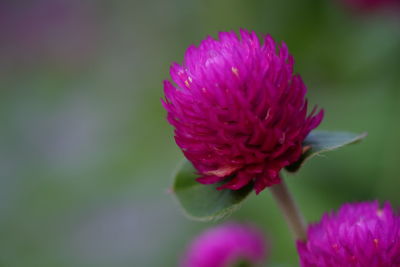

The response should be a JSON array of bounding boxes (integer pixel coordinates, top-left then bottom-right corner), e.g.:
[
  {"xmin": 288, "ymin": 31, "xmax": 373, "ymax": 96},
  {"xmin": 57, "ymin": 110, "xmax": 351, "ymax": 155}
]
[{"xmin": 1, "ymin": 0, "xmax": 399, "ymax": 266}]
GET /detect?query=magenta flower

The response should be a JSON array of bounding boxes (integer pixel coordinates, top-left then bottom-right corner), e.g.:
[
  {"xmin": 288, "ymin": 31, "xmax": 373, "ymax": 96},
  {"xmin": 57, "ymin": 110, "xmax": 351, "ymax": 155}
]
[
  {"xmin": 181, "ymin": 223, "xmax": 267, "ymax": 267},
  {"xmin": 297, "ymin": 201, "xmax": 400, "ymax": 267},
  {"xmin": 162, "ymin": 30, "xmax": 323, "ymax": 194}
]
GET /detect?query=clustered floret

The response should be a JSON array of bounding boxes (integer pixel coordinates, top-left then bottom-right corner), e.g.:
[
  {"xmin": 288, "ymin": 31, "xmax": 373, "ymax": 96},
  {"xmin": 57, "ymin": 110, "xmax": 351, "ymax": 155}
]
[
  {"xmin": 163, "ymin": 30, "xmax": 323, "ymax": 193},
  {"xmin": 298, "ymin": 201, "xmax": 400, "ymax": 267}
]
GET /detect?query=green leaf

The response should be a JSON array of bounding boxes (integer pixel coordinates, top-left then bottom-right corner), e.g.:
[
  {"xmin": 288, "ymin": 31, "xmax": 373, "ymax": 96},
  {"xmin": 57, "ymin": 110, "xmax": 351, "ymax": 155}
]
[
  {"xmin": 172, "ymin": 160, "xmax": 253, "ymax": 222},
  {"xmin": 232, "ymin": 260, "xmax": 252, "ymax": 267},
  {"xmin": 285, "ymin": 130, "xmax": 367, "ymax": 172}
]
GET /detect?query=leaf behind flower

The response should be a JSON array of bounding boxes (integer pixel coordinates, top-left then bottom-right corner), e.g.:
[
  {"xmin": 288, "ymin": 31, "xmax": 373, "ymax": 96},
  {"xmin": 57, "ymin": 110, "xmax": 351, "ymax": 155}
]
[
  {"xmin": 285, "ymin": 130, "xmax": 367, "ymax": 172},
  {"xmin": 172, "ymin": 160, "xmax": 253, "ymax": 222}
]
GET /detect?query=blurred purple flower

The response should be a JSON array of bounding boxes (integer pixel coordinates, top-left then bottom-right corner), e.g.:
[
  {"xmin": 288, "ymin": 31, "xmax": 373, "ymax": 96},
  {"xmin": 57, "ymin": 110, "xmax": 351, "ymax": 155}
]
[
  {"xmin": 162, "ymin": 30, "xmax": 323, "ymax": 194},
  {"xmin": 181, "ymin": 223, "xmax": 267, "ymax": 267},
  {"xmin": 297, "ymin": 201, "xmax": 400, "ymax": 267},
  {"xmin": 0, "ymin": 0, "xmax": 99, "ymax": 70},
  {"xmin": 339, "ymin": 0, "xmax": 400, "ymax": 12}
]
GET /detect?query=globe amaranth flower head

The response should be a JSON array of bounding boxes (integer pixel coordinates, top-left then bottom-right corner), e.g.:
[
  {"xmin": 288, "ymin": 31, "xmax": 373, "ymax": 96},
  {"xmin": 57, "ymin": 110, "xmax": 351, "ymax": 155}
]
[
  {"xmin": 297, "ymin": 201, "xmax": 400, "ymax": 267},
  {"xmin": 162, "ymin": 30, "xmax": 324, "ymax": 194},
  {"xmin": 180, "ymin": 222, "xmax": 267, "ymax": 267}
]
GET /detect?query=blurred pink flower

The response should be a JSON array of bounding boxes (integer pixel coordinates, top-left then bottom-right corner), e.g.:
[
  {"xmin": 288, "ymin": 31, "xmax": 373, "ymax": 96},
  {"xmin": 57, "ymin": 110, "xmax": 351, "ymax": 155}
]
[
  {"xmin": 162, "ymin": 30, "xmax": 323, "ymax": 194},
  {"xmin": 181, "ymin": 223, "xmax": 267, "ymax": 267},
  {"xmin": 297, "ymin": 201, "xmax": 400, "ymax": 267},
  {"xmin": 339, "ymin": 0, "xmax": 400, "ymax": 12},
  {"xmin": 0, "ymin": 0, "xmax": 99, "ymax": 70}
]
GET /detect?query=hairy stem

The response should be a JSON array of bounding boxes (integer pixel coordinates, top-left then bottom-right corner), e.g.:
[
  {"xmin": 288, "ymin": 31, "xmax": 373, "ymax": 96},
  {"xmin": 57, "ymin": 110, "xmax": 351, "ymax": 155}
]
[{"xmin": 269, "ymin": 180, "xmax": 307, "ymax": 241}]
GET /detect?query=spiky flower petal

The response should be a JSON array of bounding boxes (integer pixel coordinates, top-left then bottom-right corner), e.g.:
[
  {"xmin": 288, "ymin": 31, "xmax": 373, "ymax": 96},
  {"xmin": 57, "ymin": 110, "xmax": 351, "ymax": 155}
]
[{"xmin": 163, "ymin": 30, "xmax": 323, "ymax": 193}]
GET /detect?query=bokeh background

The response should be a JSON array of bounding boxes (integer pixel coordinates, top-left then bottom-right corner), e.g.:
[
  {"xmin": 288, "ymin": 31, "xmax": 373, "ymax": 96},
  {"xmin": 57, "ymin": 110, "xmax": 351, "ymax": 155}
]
[{"xmin": 1, "ymin": 0, "xmax": 399, "ymax": 266}]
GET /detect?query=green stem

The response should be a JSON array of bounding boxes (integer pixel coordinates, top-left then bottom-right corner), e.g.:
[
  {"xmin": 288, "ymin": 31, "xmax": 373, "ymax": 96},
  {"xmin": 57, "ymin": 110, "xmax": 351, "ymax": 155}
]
[{"xmin": 269, "ymin": 180, "xmax": 307, "ymax": 241}]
